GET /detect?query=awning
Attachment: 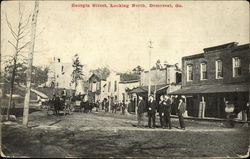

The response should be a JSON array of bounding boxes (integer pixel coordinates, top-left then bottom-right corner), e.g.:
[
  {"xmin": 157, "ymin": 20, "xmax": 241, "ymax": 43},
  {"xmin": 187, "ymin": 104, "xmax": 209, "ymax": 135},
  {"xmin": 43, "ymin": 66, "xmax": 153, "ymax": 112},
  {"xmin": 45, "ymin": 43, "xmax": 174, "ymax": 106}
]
[
  {"xmin": 168, "ymin": 83, "xmax": 249, "ymax": 95},
  {"xmin": 128, "ymin": 84, "xmax": 168, "ymax": 94}
]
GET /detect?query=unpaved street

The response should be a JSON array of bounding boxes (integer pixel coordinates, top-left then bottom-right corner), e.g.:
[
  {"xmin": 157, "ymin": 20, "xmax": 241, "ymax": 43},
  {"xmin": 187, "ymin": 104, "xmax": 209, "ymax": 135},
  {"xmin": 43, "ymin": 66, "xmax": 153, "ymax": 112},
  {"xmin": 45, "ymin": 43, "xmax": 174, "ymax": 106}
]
[{"xmin": 1, "ymin": 110, "xmax": 249, "ymax": 158}]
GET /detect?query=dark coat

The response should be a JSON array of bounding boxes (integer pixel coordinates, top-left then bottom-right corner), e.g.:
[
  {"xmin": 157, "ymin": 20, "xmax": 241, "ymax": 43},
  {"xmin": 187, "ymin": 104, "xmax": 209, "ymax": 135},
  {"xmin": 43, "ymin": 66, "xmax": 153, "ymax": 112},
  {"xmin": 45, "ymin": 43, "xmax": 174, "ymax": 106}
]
[
  {"xmin": 164, "ymin": 99, "xmax": 172, "ymax": 113},
  {"xmin": 81, "ymin": 101, "xmax": 90, "ymax": 109},
  {"xmin": 137, "ymin": 99, "xmax": 146, "ymax": 114},
  {"xmin": 158, "ymin": 101, "xmax": 165, "ymax": 114},
  {"xmin": 54, "ymin": 97, "xmax": 60, "ymax": 107},
  {"xmin": 147, "ymin": 100, "xmax": 157, "ymax": 113}
]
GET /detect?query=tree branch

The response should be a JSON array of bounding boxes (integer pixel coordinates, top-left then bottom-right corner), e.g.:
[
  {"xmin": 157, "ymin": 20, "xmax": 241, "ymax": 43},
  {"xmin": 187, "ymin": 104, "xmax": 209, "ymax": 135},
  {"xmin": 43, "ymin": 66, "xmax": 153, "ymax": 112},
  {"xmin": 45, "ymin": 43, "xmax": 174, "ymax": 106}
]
[
  {"xmin": 8, "ymin": 40, "xmax": 17, "ymax": 49},
  {"xmin": 17, "ymin": 41, "xmax": 31, "ymax": 53},
  {"xmin": 6, "ymin": 14, "xmax": 18, "ymax": 40},
  {"xmin": 35, "ymin": 26, "xmax": 45, "ymax": 38},
  {"xmin": 20, "ymin": 14, "xmax": 31, "ymax": 30}
]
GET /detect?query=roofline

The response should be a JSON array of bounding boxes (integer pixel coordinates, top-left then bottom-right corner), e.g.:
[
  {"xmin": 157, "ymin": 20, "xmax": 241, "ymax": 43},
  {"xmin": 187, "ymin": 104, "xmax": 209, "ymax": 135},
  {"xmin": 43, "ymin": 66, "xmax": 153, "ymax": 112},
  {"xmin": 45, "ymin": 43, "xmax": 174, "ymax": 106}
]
[
  {"xmin": 119, "ymin": 80, "xmax": 140, "ymax": 84},
  {"xmin": 203, "ymin": 42, "xmax": 238, "ymax": 52},
  {"xmin": 182, "ymin": 53, "xmax": 204, "ymax": 60},
  {"xmin": 232, "ymin": 43, "xmax": 250, "ymax": 52}
]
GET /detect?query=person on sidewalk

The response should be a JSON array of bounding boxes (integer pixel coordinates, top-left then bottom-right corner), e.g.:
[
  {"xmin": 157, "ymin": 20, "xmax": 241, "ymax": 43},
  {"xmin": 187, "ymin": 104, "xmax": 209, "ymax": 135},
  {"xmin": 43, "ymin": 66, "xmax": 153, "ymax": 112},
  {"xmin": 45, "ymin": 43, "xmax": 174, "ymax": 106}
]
[
  {"xmin": 158, "ymin": 95, "xmax": 165, "ymax": 128},
  {"xmin": 147, "ymin": 95, "xmax": 157, "ymax": 128},
  {"xmin": 177, "ymin": 97, "xmax": 186, "ymax": 130},
  {"xmin": 121, "ymin": 100, "xmax": 126, "ymax": 115},
  {"xmin": 137, "ymin": 96, "xmax": 146, "ymax": 128},
  {"xmin": 96, "ymin": 100, "xmax": 100, "ymax": 112},
  {"xmin": 163, "ymin": 95, "xmax": 172, "ymax": 129},
  {"xmin": 225, "ymin": 100, "xmax": 235, "ymax": 128}
]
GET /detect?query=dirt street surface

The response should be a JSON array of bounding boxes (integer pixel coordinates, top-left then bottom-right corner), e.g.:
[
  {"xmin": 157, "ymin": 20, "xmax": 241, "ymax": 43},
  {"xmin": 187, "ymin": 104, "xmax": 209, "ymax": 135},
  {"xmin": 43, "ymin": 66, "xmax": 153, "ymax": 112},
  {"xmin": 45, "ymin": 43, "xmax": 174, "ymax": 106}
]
[{"xmin": 1, "ymin": 110, "xmax": 249, "ymax": 158}]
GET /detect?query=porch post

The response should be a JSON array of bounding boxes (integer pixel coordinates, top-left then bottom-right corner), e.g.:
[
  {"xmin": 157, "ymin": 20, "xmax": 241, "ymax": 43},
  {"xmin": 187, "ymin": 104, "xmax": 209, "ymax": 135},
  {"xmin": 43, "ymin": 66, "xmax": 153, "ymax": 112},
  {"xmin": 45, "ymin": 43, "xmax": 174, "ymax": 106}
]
[
  {"xmin": 201, "ymin": 96, "xmax": 206, "ymax": 118},
  {"xmin": 198, "ymin": 94, "xmax": 202, "ymax": 118},
  {"xmin": 135, "ymin": 94, "xmax": 138, "ymax": 115},
  {"xmin": 198, "ymin": 95, "xmax": 206, "ymax": 118},
  {"xmin": 216, "ymin": 94, "xmax": 221, "ymax": 118}
]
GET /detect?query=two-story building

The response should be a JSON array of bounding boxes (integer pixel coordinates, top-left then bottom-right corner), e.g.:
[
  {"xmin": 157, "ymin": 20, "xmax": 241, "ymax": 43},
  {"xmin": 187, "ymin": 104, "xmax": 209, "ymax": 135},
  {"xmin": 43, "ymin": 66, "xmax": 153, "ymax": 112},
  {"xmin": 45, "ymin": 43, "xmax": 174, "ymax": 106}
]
[
  {"xmin": 105, "ymin": 72, "xmax": 120, "ymax": 102},
  {"xmin": 140, "ymin": 66, "xmax": 181, "ymax": 86},
  {"xmin": 130, "ymin": 65, "xmax": 182, "ymax": 100},
  {"xmin": 128, "ymin": 65, "xmax": 182, "ymax": 113},
  {"xmin": 170, "ymin": 42, "xmax": 250, "ymax": 119},
  {"xmin": 46, "ymin": 57, "xmax": 74, "ymax": 90},
  {"xmin": 88, "ymin": 73, "xmax": 107, "ymax": 102}
]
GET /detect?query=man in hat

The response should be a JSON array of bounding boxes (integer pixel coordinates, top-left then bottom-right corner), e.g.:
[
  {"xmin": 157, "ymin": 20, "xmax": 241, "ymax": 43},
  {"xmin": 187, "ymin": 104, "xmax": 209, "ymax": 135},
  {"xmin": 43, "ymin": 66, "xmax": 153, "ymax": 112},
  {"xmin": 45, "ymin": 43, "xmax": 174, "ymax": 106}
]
[
  {"xmin": 177, "ymin": 97, "xmax": 186, "ymax": 130},
  {"xmin": 163, "ymin": 95, "xmax": 172, "ymax": 129},
  {"xmin": 147, "ymin": 95, "xmax": 157, "ymax": 128},
  {"xmin": 137, "ymin": 96, "xmax": 146, "ymax": 128}
]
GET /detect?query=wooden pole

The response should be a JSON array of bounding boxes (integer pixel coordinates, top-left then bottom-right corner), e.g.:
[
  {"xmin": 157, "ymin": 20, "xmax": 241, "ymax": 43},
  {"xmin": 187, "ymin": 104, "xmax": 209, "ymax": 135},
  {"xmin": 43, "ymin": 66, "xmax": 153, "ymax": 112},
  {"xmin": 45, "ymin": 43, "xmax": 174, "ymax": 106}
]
[
  {"xmin": 23, "ymin": 0, "xmax": 39, "ymax": 126},
  {"xmin": 148, "ymin": 41, "xmax": 153, "ymax": 98}
]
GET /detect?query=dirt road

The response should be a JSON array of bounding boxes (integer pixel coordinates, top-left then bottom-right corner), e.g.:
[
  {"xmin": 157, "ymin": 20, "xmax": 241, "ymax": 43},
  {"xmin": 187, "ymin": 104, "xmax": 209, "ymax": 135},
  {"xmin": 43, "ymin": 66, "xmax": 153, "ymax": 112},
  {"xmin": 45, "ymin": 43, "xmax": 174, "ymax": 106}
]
[{"xmin": 1, "ymin": 110, "xmax": 249, "ymax": 158}]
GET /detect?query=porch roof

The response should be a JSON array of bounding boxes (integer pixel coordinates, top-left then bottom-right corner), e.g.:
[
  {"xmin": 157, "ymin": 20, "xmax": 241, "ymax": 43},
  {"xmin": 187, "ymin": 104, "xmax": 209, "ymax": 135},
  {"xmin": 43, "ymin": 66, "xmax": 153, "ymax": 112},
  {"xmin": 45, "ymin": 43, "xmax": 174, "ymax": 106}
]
[
  {"xmin": 168, "ymin": 83, "xmax": 249, "ymax": 95},
  {"xmin": 128, "ymin": 84, "xmax": 169, "ymax": 94}
]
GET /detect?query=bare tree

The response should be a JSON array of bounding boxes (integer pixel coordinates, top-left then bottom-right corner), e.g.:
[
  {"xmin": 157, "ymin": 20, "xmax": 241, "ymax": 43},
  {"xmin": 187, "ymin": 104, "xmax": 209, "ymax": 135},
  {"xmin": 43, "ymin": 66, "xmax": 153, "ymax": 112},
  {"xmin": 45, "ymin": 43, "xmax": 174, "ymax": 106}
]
[
  {"xmin": 23, "ymin": 0, "xmax": 39, "ymax": 126},
  {"xmin": 5, "ymin": 3, "xmax": 32, "ymax": 120}
]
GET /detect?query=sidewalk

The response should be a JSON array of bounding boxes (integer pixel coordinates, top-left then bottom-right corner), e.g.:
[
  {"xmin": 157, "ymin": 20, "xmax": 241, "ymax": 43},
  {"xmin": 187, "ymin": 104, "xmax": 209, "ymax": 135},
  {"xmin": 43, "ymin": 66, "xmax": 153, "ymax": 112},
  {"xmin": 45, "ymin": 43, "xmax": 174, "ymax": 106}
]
[
  {"xmin": 99, "ymin": 109, "xmax": 250, "ymax": 125},
  {"xmin": 170, "ymin": 114, "xmax": 250, "ymax": 124}
]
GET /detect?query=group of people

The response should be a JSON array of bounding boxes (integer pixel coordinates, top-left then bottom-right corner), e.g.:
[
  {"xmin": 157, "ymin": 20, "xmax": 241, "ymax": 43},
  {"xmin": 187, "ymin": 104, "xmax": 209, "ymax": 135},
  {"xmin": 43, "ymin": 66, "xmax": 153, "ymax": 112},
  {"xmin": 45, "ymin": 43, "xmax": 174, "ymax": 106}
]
[
  {"xmin": 101, "ymin": 98, "xmax": 127, "ymax": 115},
  {"xmin": 137, "ymin": 94, "xmax": 186, "ymax": 130}
]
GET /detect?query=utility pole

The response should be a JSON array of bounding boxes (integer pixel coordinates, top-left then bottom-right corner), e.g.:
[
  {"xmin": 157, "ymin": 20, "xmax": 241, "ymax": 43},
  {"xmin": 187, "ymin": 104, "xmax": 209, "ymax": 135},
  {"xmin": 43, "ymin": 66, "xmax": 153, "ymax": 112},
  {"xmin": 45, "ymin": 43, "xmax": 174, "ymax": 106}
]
[
  {"xmin": 23, "ymin": 0, "xmax": 39, "ymax": 126},
  {"xmin": 148, "ymin": 41, "xmax": 153, "ymax": 98}
]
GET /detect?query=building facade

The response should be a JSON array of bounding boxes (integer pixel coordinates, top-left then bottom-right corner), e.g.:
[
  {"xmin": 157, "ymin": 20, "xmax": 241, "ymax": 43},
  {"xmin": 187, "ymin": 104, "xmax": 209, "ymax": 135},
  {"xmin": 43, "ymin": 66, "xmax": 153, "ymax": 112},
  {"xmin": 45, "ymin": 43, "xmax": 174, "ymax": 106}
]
[
  {"xmin": 140, "ymin": 66, "xmax": 181, "ymax": 86},
  {"xmin": 105, "ymin": 72, "xmax": 120, "ymax": 102},
  {"xmin": 46, "ymin": 57, "xmax": 74, "ymax": 90},
  {"xmin": 170, "ymin": 42, "xmax": 250, "ymax": 118},
  {"xmin": 88, "ymin": 74, "xmax": 107, "ymax": 102},
  {"xmin": 119, "ymin": 80, "xmax": 140, "ymax": 102}
]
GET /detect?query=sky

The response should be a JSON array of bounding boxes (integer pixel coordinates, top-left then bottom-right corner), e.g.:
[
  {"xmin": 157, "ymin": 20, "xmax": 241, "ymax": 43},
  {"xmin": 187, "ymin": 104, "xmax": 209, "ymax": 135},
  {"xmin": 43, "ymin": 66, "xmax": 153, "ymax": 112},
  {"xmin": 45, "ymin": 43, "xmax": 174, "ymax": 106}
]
[{"xmin": 1, "ymin": 0, "xmax": 249, "ymax": 72}]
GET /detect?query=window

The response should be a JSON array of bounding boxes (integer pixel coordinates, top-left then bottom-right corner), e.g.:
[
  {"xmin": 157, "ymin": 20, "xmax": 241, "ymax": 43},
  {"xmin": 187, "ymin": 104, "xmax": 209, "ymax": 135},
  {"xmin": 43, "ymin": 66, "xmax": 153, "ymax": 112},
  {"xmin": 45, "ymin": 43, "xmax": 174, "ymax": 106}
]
[
  {"xmin": 108, "ymin": 81, "xmax": 111, "ymax": 92},
  {"xmin": 216, "ymin": 60, "xmax": 223, "ymax": 79},
  {"xmin": 114, "ymin": 81, "xmax": 117, "ymax": 92},
  {"xmin": 187, "ymin": 65, "xmax": 193, "ymax": 81},
  {"xmin": 92, "ymin": 82, "xmax": 96, "ymax": 92},
  {"xmin": 232, "ymin": 57, "xmax": 241, "ymax": 77},
  {"xmin": 96, "ymin": 82, "xmax": 99, "ymax": 91},
  {"xmin": 200, "ymin": 63, "xmax": 207, "ymax": 80}
]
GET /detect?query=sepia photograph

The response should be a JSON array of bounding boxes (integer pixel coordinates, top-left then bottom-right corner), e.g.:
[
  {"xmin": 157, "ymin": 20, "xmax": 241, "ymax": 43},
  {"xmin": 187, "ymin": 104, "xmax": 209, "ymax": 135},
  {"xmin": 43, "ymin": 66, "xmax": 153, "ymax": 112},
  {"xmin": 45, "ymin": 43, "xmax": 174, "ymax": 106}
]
[{"xmin": 0, "ymin": 0, "xmax": 249, "ymax": 158}]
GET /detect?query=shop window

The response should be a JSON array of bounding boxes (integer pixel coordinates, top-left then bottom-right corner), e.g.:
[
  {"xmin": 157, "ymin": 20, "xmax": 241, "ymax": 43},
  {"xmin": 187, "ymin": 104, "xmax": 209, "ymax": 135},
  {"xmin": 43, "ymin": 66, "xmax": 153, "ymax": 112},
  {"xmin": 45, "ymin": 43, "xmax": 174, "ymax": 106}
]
[
  {"xmin": 216, "ymin": 60, "xmax": 223, "ymax": 79},
  {"xmin": 187, "ymin": 65, "xmax": 193, "ymax": 81},
  {"xmin": 232, "ymin": 57, "xmax": 241, "ymax": 77},
  {"xmin": 200, "ymin": 63, "xmax": 207, "ymax": 80}
]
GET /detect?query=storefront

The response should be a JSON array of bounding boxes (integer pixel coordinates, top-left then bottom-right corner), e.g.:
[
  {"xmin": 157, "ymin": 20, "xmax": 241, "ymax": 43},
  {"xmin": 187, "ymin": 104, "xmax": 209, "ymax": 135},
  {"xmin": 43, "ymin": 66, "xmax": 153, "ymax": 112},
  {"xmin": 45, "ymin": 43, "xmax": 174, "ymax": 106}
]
[{"xmin": 169, "ymin": 83, "xmax": 249, "ymax": 118}]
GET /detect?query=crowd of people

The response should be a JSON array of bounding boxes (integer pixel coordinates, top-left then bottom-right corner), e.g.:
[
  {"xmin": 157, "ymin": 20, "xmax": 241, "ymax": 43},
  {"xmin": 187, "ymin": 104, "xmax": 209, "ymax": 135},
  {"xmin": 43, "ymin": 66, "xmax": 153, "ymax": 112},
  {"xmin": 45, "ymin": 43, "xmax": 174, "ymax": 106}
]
[
  {"xmin": 137, "ymin": 94, "xmax": 186, "ymax": 130},
  {"xmin": 43, "ymin": 88, "xmax": 249, "ymax": 128}
]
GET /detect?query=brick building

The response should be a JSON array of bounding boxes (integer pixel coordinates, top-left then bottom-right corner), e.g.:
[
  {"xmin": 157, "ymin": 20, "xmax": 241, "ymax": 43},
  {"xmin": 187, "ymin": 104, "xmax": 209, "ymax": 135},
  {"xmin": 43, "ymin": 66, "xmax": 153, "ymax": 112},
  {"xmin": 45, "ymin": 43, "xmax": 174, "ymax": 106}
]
[{"xmin": 170, "ymin": 42, "xmax": 250, "ymax": 118}]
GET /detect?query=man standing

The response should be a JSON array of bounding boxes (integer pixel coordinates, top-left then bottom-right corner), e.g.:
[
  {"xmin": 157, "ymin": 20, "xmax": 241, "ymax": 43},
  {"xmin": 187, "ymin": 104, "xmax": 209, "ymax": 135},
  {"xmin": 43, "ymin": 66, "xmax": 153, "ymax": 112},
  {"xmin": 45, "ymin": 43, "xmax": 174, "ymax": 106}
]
[
  {"xmin": 137, "ymin": 96, "xmax": 146, "ymax": 128},
  {"xmin": 163, "ymin": 95, "xmax": 172, "ymax": 129},
  {"xmin": 147, "ymin": 95, "xmax": 157, "ymax": 128},
  {"xmin": 158, "ymin": 95, "xmax": 165, "ymax": 128},
  {"xmin": 177, "ymin": 97, "xmax": 186, "ymax": 130}
]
